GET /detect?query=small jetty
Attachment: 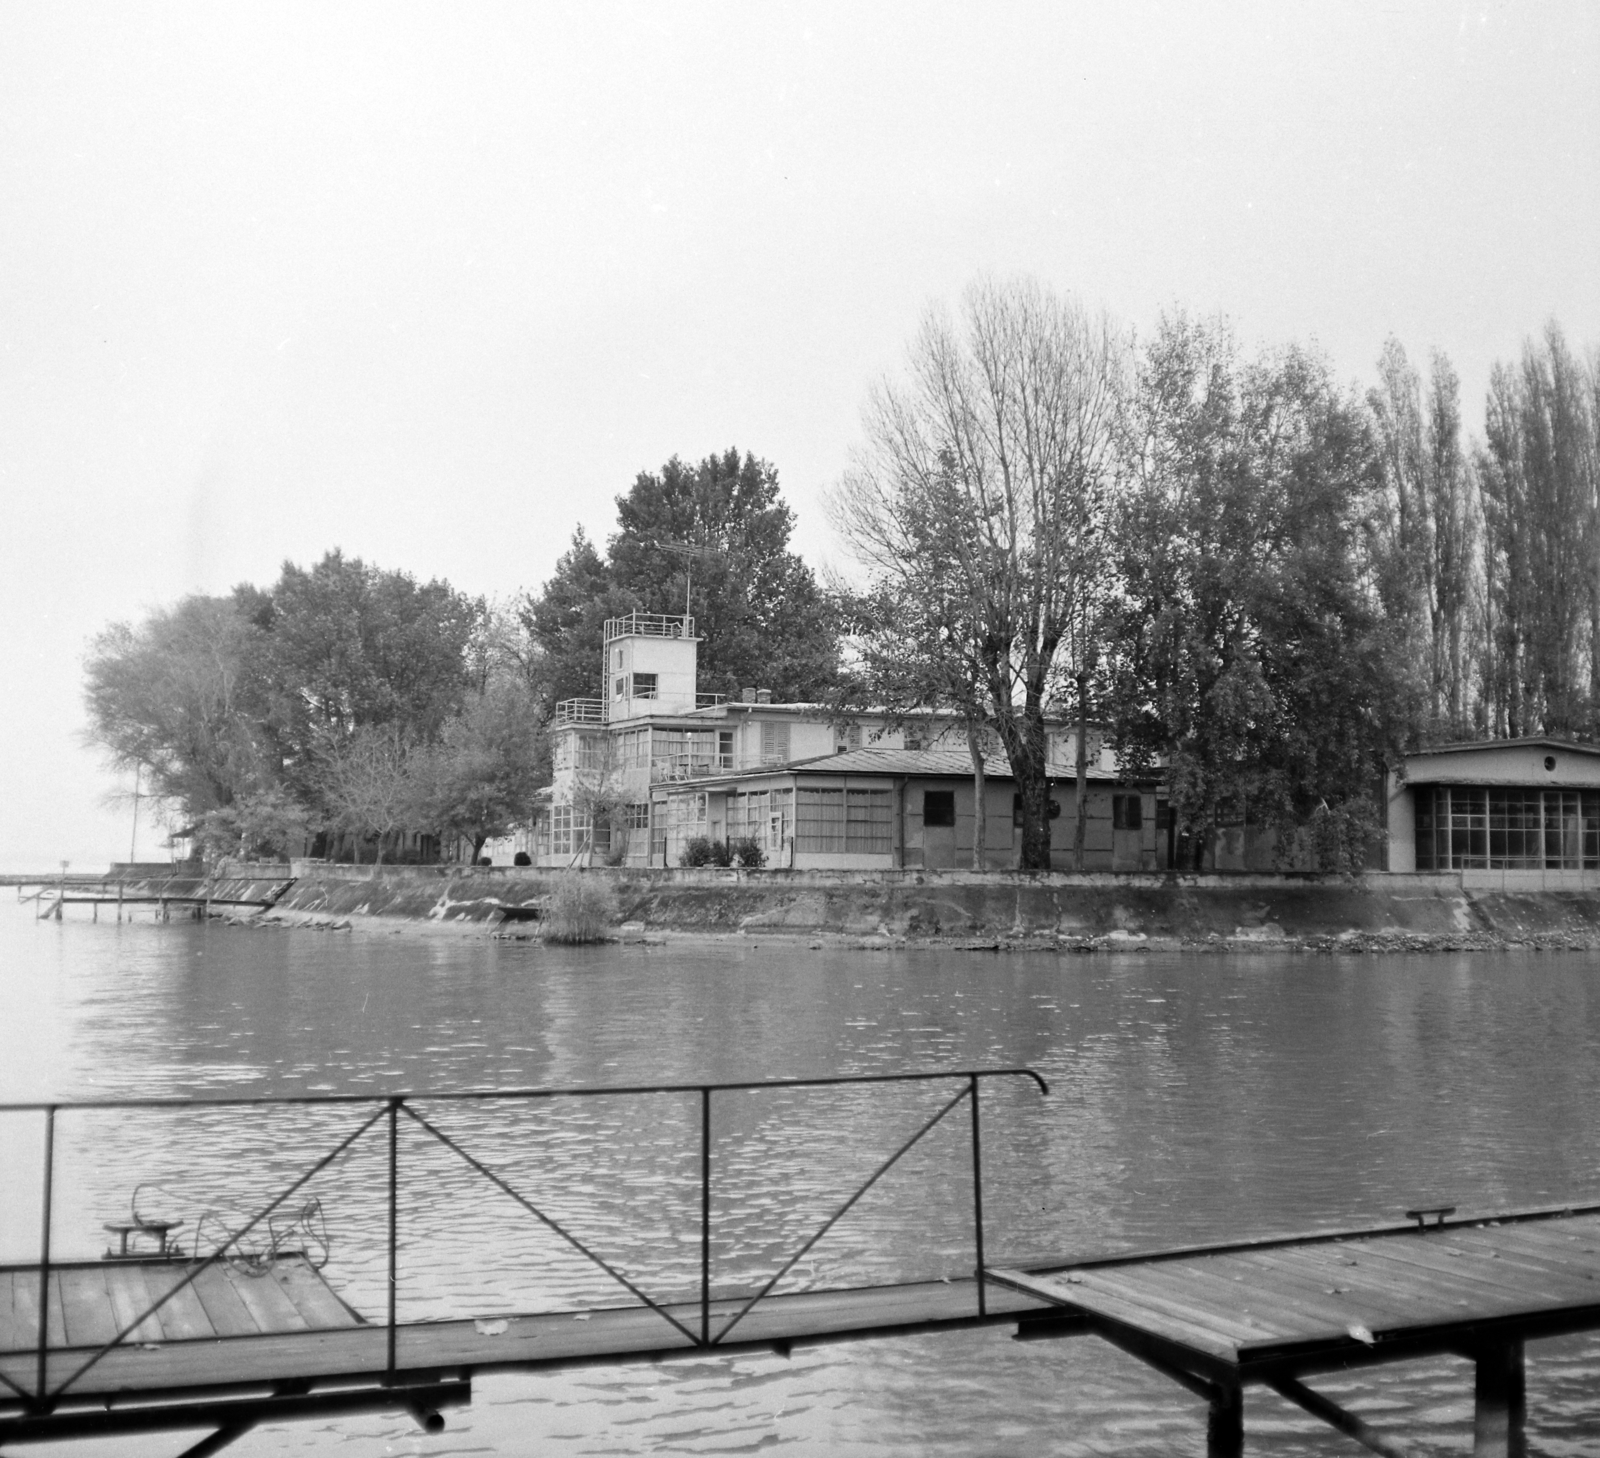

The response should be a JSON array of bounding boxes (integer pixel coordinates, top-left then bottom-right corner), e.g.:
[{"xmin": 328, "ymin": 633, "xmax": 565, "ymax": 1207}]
[
  {"xmin": 2, "ymin": 1073, "xmax": 1597, "ymax": 1456},
  {"xmin": 5, "ymin": 868, "xmax": 293, "ymax": 921}
]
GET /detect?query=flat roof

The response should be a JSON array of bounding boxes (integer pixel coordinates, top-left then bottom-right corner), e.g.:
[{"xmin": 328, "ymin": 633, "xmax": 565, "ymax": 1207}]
[
  {"xmin": 656, "ymin": 746, "xmax": 1159, "ymax": 790},
  {"xmin": 1407, "ymin": 736, "xmax": 1600, "ymax": 760}
]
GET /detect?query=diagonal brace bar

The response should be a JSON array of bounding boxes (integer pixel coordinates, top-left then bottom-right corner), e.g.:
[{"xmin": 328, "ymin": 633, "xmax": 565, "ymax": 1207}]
[
  {"xmin": 48, "ymin": 1104, "xmax": 388, "ymax": 1404},
  {"xmin": 712, "ymin": 1083, "xmax": 972, "ymax": 1347},
  {"xmin": 1265, "ymin": 1374, "xmax": 1418, "ymax": 1458},
  {"xmin": 400, "ymin": 1104, "xmax": 701, "ymax": 1347}
]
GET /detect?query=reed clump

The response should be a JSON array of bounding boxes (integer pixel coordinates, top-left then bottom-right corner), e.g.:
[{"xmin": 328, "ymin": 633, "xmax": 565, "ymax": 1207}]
[{"xmin": 542, "ymin": 873, "xmax": 619, "ymax": 944}]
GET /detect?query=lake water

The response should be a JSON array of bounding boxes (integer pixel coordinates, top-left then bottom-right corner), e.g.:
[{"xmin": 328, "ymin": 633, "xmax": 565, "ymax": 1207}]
[{"xmin": 5, "ymin": 898, "xmax": 1600, "ymax": 1455}]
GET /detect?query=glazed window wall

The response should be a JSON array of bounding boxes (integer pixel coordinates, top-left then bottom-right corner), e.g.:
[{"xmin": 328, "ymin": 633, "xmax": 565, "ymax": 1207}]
[
  {"xmin": 795, "ymin": 788, "xmax": 893, "ymax": 855},
  {"xmin": 1414, "ymin": 786, "xmax": 1600, "ymax": 870},
  {"xmin": 726, "ymin": 789, "xmax": 794, "ymax": 850}
]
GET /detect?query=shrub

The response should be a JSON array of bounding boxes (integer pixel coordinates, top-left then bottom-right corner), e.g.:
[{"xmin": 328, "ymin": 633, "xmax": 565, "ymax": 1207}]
[
  {"xmin": 543, "ymin": 873, "xmax": 618, "ymax": 944},
  {"xmin": 679, "ymin": 836, "xmax": 731, "ymax": 867},
  {"xmin": 513, "ymin": 850, "xmax": 532, "ymax": 867},
  {"xmin": 727, "ymin": 836, "xmax": 766, "ymax": 869}
]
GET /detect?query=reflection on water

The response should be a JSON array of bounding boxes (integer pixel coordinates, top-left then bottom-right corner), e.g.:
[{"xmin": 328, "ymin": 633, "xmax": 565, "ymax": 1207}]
[{"xmin": 5, "ymin": 901, "xmax": 1600, "ymax": 1454}]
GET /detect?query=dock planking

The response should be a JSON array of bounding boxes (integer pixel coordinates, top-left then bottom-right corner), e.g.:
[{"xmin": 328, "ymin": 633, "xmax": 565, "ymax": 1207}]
[
  {"xmin": 0, "ymin": 1275, "xmax": 1046, "ymax": 1402},
  {"xmin": 7, "ymin": 1211, "xmax": 1600, "ymax": 1453},
  {"xmin": 992, "ymin": 1204, "xmax": 1600, "ymax": 1456},
  {"xmin": 0, "ymin": 1256, "xmax": 359, "ymax": 1358}
]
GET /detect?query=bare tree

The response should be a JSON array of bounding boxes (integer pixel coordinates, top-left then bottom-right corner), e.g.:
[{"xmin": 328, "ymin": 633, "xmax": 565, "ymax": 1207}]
[
  {"xmin": 830, "ymin": 276, "xmax": 1124, "ymax": 870},
  {"xmin": 316, "ymin": 725, "xmax": 421, "ymax": 866}
]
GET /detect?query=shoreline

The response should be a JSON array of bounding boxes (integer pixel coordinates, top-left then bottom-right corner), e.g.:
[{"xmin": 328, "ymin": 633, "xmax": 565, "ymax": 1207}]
[{"xmin": 220, "ymin": 866, "xmax": 1600, "ymax": 954}]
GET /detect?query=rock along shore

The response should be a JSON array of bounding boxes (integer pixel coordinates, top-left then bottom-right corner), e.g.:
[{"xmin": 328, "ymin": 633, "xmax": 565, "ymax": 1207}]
[{"xmin": 223, "ymin": 864, "xmax": 1600, "ymax": 953}]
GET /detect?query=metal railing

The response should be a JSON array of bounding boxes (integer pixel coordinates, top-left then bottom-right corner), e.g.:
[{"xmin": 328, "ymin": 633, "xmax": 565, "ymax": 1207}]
[
  {"xmin": 1, "ymin": 1070, "xmax": 1047, "ymax": 1412},
  {"xmin": 553, "ymin": 698, "xmax": 608, "ymax": 727},
  {"xmin": 604, "ymin": 612, "xmax": 695, "ymax": 642}
]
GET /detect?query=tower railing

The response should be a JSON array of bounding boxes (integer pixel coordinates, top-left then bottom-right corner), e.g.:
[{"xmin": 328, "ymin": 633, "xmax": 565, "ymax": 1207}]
[{"xmin": 604, "ymin": 613, "xmax": 695, "ymax": 642}]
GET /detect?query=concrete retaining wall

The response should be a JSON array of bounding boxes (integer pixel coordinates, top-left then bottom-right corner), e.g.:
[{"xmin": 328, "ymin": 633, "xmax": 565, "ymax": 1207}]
[{"xmin": 243, "ymin": 865, "xmax": 1600, "ymax": 947}]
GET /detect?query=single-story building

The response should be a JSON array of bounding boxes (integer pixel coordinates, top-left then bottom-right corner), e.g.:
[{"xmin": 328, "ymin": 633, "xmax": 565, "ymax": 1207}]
[
  {"xmin": 1387, "ymin": 737, "xmax": 1600, "ymax": 887},
  {"xmin": 652, "ymin": 747, "xmax": 1170, "ymax": 872}
]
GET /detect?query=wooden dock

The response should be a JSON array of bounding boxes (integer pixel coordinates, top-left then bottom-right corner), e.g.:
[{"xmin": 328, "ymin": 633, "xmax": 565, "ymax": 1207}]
[
  {"xmin": 6, "ymin": 1212, "xmax": 1600, "ymax": 1455},
  {"xmin": 6, "ymin": 1075, "xmax": 1600, "ymax": 1455},
  {"xmin": 995, "ymin": 1202, "xmax": 1600, "ymax": 1456}
]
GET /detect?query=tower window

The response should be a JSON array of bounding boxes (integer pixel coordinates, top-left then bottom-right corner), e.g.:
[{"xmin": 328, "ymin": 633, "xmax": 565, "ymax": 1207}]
[{"xmin": 632, "ymin": 673, "xmax": 658, "ymax": 699}]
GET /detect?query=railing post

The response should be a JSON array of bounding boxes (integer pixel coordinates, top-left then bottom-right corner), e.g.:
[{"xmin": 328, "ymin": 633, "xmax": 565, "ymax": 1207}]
[
  {"xmin": 37, "ymin": 1105, "xmax": 56, "ymax": 1405},
  {"xmin": 969, "ymin": 1075, "xmax": 986, "ymax": 1318},
  {"xmin": 700, "ymin": 1087, "xmax": 712, "ymax": 1346},
  {"xmin": 387, "ymin": 1097, "xmax": 400, "ymax": 1381}
]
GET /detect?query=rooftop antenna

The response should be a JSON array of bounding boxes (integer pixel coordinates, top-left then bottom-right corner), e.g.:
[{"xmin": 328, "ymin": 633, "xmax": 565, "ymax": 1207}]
[{"xmin": 654, "ymin": 541, "xmax": 724, "ymax": 626}]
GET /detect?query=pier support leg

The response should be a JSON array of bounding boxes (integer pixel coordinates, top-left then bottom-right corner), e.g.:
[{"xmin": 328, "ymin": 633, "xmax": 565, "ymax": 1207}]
[
  {"xmin": 1206, "ymin": 1379, "xmax": 1243, "ymax": 1458},
  {"xmin": 1473, "ymin": 1339, "xmax": 1525, "ymax": 1457}
]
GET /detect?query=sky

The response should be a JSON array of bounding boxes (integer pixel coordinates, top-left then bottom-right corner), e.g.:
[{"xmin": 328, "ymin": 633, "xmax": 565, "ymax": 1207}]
[{"xmin": 1, "ymin": 1, "xmax": 1596, "ymax": 870}]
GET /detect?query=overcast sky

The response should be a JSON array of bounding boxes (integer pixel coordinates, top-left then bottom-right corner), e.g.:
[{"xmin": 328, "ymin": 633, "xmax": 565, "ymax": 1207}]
[{"xmin": 1, "ymin": 2, "xmax": 1596, "ymax": 869}]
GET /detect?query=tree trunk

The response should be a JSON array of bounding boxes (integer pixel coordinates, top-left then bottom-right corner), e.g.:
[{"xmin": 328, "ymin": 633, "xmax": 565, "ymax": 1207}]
[
  {"xmin": 966, "ymin": 723, "xmax": 987, "ymax": 871},
  {"xmin": 1073, "ymin": 671, "xmax": 1089, "ymax": 872},
  {"xmin": 996, "ymin": 703, "xmax": 1052, "ymax": 872}
]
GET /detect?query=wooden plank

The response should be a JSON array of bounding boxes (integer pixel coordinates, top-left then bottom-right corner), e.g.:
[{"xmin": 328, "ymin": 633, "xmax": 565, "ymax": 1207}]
[
  {"xmin": 1080, "ymin": 1265, "xmax": 1295, "ymax": 1342},
  {"xmin": 986, "ymin": 1269, "xmax": 1241, "ymax": 1360},
  {"xmin": 1128, "ymin": 1257, "xmax": 1367, "ymax": 1342},
  {"xmin": 1446, "ymin": 1232, "xmax": 1600, "ymax": 1285},
  {"xmin": 57, "ymin": 1268, "xmax": 120, "ymax": 1350},
  {"xmin": 1359, "ymin": 1236, "xmax": 1585, "ymax": 1306},
  {"xmin": 0, "ymin": 1281, "xmax": 1045, "ymax": 1400},
  {"xmin": 270, "ymin": 1260, "xmax": 363, "ymax": 1330},
  {"xmin": 1223, "ymin": 1248, "xmax": 1431, "ymax": 1330},
  {"xmin": 102, "ymin": 1265, "xmax": 165, "ymax": 1344},
  {"xmin": 1338, "ymin": 1240, "xmax": 1571, "ymax": 1312},
  {"xmin": 141, "ymin": 1267, "xmax": 217, "ymax": 1342},
  {"xmin": 45, "ymin": 1272, "xmax": 67, "ymax": 1348},
  {"xmin": 1460, "ymin": 1223, "xmax": 1600, "ymax": 1265},
  {"xmin": 10, "ymin": 1270, "xmax": 40, "ymax": 1354},
  {"xmin": 0, "ymin": 1273, "xmax": 19, "ymax": 1354},
  {"xmin": 1279, "ymin": 1238, "xmax": 1538, "ymax": 1313},
  {"xmin": 190, "ymin": 1265, "xmax": 261, "ymax": 1338},
  {"xmin": 220, "ymin": 1265, "xmax": 309, "ymax": 1334}
]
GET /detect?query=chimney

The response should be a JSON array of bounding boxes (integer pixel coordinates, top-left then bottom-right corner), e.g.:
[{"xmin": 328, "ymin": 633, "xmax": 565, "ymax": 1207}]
[
  {"xmin": 739, "ymin": 686, "xmax": 757, "ymax": 704},
  {"xmin": 755, "ymin": 688, "xmax": 773, "ymax": 704}
]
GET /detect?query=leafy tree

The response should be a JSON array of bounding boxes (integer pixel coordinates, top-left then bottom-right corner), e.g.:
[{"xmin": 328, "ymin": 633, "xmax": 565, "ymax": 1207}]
[
  {"xmin": 84, "ymin": 595, "xmax": 273, "ymax": 831},
  {"xmin": 415, "ymin": 677, "xmax": 548, "ymax": 860},
  {"xmin": 194, "ymin": 785, "xmax": 313, "ymax": 863},
  {"xmin": 1367, "ymin": 339, "xmax": 1477, "ymax": 739},
  {"xmin": 609, "ymin": 449, "xmax": 840, "ymax": 701},
  {"xmin": 830, "ymin": 277, "xmax": 1124, "ymax": 870},
  {"xmin": 248, "ymin": 550, "xmax": 478, "ymax": 791},
  {"xmin": 1475, "ymin": 325, "xmax": 1598, "ymax": 737},
  {"xmin": 522, "ymin": 452, "xmax": 840, "ymax": 707},
  {"xmin": 1105, "ymin": 313, "xmax": 1407, "ymax": 871},
  {"xmin": 520, "ymin": 528, "xmax": 639, "ymax": 709}
]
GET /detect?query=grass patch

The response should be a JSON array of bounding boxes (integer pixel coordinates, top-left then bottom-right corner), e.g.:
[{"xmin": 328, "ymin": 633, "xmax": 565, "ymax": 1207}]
[{"xmin": 543, "ymin": 873, "xmax": 619, "ymax": 944}]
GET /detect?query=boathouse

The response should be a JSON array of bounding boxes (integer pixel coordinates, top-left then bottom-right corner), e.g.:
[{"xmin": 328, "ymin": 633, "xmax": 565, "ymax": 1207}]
[
  {"xmin": 1386, "ymin": 737, "xmax": 1600, "ymax": 885},
  {"xmin": 649, "ymin": 747, "xmax": 1165, "ymax": 872},
  {"xmin": 522, "ymin": 611, "xmax": 1158, "ymax": 871}
]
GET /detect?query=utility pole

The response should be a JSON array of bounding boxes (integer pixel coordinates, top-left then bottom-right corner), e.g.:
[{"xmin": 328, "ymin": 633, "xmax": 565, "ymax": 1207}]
[{"xmin": 129, "ymin": 763, "xmax": 141, "ymax": 865}]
